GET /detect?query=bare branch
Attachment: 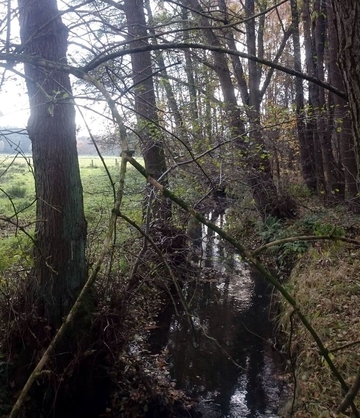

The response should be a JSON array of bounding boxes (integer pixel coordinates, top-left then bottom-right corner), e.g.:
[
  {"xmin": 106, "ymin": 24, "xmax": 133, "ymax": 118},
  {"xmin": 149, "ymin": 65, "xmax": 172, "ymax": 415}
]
[{"xmin": 0, "ymin": 40, "xmax": 347, "ymax": 99}]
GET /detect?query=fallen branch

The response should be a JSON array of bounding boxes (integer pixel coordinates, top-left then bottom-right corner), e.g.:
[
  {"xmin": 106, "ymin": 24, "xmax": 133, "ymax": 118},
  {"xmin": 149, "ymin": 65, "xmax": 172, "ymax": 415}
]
[
  {"xmin": 253, "ymin": 235, "xmax": 360, "ymax": 255},
  {"xmin": 337, "ymin": 371, "xmax": 360, "ymax": 414}
]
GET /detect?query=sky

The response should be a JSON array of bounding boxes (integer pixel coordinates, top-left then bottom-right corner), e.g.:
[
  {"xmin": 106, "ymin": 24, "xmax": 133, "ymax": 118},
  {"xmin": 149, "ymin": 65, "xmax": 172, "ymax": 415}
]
[
  {"xmin": 0, "ymin": 0, "xmax": 109, "ymax": 135},
  {"xmin": 0, "ymin": 72, "xmax": 111, "ymax": 136},
  {"xmin": 0, "ymin": 74, "xmax": 29, "ymax": 128}
]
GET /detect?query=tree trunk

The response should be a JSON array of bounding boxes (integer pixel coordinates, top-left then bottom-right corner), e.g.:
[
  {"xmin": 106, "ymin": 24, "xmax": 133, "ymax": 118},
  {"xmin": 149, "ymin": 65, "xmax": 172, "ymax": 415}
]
[
  {"xmin": 182, "ymin": 0, "xmax": 296, "ymax": 219},
  {"xmin": 123, "ymin": 0, "xmax": 170, "ymax": 220},
  {"xmin": 327, "ymin": 1, "xmax": 358, "ymax": 198},
  {"xmin": 291, "ymin": 0, "xmax": 317, "ymax": 191},
  {"xmin": 331, "ymin": 0, "xmax": 360, "ymax": 197},
  {"xmin": 303, "ymin": 0, "xmax": 339, "ymax": 197},
  {"xmin": 243, "ymin": 0, "xmax": 296, "ymax": 219},
  {"xmin": 182, "ymin": 8, "xmax": 200, "ymax": 129},
  {"xmin": 302, "ymin": 0, "xmax": 325, "ymax": 192},
  {"xmin": 145, "ymin": 0, "xmax": 184, "ymax": 139},
  {"xmin": 18, "ymin": 0, "xmax": 87, "ymax": 328}
]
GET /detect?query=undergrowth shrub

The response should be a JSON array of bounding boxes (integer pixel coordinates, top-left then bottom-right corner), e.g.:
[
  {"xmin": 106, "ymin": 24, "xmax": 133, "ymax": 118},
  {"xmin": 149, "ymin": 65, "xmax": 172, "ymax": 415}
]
[
  {"xmin": 286, "ymin": 183, "xmax": 313, "ymax": 199},
  {"xmin": 260, "ymin": 216, "xmax": 283, "ymax": 241},
  {"xmin": 0, "ymin": 235, "xmax": 33, "ymax": 276},
  {"xmin": 6, "ymin": 183, "xmax": 27, "ymax": 199},
  {"xmin": 0, "ymin": 357, "xmax": 11, "ymax": 416},
  {"xmin": 258, "ymin": 211, "xmax": 347, "ymax": 276},
  {"xmin": 259, "ymin": 216, "xmax": 309, "ymax": 274},
  {"xmin": 299, "ymin": 213, "xmax": 345, "ymax": 236}
]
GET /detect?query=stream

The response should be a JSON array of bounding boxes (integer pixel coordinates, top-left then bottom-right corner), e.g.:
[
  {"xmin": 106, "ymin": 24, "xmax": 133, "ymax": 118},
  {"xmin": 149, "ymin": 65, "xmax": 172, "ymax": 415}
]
[{"xmin": 150, "ymin": 211, "xmax": 286, "ymax": 417}]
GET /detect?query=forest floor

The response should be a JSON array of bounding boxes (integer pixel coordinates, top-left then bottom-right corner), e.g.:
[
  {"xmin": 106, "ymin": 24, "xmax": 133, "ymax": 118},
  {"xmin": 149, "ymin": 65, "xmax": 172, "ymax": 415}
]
[{"xmin": 280, "ymin": 214, "xmax": 360, "ymax": 418}]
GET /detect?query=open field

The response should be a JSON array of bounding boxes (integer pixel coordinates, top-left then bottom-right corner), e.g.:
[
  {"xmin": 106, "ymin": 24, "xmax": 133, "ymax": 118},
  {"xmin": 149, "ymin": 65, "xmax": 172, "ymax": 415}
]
[
  {"xmin": 0, "ymin": 155, "xmax": 145, "ymax": 265},
  {"xmin": 0, "ymin": 154, "xmax": 145, "ymax": 212}
]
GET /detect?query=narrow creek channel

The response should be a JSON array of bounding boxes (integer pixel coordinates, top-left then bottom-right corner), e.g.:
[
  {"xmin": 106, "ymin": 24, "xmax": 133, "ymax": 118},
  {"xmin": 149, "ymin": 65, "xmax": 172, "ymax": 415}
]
[{"xmin": 150, "ymin": 211, "xmax": 286, "ymax": 417}]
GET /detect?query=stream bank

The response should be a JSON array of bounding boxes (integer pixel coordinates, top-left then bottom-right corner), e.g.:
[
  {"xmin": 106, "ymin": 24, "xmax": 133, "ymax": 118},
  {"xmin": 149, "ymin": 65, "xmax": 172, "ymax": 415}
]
[{"xmin": 280, "ymin": 242, "xmax": 360, "ymax": 417}]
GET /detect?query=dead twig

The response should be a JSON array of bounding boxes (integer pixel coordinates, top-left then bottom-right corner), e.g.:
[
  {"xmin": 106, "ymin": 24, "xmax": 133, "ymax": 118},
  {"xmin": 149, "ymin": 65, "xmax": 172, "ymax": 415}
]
[{"xmin": 336, "ymin": 371, "xmax": 360, "ymax": 414}]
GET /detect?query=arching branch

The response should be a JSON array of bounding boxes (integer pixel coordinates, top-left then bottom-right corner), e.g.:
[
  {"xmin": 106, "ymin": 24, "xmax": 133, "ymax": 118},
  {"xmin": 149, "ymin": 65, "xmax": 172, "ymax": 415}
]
[{"xmin": 0, "ymin": 39, "xmax": 347, "ymax": 100}]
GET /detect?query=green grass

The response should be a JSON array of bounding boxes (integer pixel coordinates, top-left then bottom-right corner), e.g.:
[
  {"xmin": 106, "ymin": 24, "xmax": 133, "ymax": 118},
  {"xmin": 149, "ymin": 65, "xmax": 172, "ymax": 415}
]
[
  {"xmin": 0, "ymin": 155, "xmax": 144, "ymax": 215},
  {"xmin": 80, "ymin": 156, "xmax": 145, "ymax": 226},
  {"xmin": 0, "ymin": 155, "xmax": 146, "ymax": 271},
  {"xmin": 0, "ymin": 156, "xmax": 35, "ymax": 220}
]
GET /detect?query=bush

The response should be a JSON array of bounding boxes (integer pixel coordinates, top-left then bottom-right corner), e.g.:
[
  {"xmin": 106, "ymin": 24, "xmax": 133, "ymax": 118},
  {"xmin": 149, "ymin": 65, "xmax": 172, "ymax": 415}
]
[
  {"xmin": 287, "ymin": 183, "xmax": 313, "ymax": 199},
  {"xmin": 0, "ymin": 235, "xmax": 33, "ymax": 276},
  {"xmin": 299, "ymin": 214, "xmax": 345, "ymax": 237},
  {"xmin": 6, "ymin": 184, "xmax": 27, "ymax": 199}
]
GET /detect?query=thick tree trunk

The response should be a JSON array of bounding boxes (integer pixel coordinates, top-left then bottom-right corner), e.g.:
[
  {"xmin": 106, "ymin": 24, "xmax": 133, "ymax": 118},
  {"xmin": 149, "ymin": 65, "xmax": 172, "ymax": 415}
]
[
  {"xmin": 331, "ymin": 0, "xmax": 360, "ymax": 194},
  {"xmin": 18, "ymin": 0, "xmax": 87, "ymax": 328}
]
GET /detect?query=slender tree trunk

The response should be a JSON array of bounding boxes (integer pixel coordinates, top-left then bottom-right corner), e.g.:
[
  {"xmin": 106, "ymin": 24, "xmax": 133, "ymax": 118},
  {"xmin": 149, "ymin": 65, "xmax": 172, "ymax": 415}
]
[
  {"xmin": 18, "ymin": 0, "xmax": 87, "ymax": 328},
  {"xmin": 303, "ymin": 0, "xmax": 340, "ymax": 197},
  {"xmin": 225, "ymin": 31, "xmax": 249, "ymax": 106},
  {"xmin": 123, "ymin": 0, "xmax": 170, "ymax": 220},
  {"xmin": 245, "ymin": 0, "xmax": 260, "ymax": 112},
  {"xmin": 243, "ymin": 0, "xmax": 296, "ymax": 218},
  {"xmin": 331, "ymin": 0, "xmax": 360, "ymax": 200},
  {"xmin": 182, "ymin": 8, "xmax": 200, "ymax": 128},
  {"xmin": 327, "ymin": 1, "xmax": 357, "ymax": 198},
  {"xmin": 302, "ymin": 0, "xmax": 325, "ymax": 192},
  {"xmin": 145, "ymin": 0, "xmax": 184, "ymax": 138},
  {"xmin": 291, "ymin": 0, "xmax": 317, "ymax": 191},
  {"xmin": 315, "ymin": 0, "xmax": 342, "ymax": 198},
  {"xmin": 182, "ymin": 0, "xmax": 296, "ymax": 219}
]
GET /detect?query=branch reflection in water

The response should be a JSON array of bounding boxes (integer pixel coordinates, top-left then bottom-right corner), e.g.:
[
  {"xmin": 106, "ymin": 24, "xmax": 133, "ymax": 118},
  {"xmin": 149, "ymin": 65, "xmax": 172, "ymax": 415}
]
[{"xmin": 150, "ymin": 211, "xmax": 286, "ymax": 417}]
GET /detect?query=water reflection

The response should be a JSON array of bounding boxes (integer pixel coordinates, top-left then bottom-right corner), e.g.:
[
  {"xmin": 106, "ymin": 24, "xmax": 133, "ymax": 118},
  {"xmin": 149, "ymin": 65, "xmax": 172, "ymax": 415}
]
[{"xmin": 151, "ymin": 212, "xmax": 284, "ymax": 417}]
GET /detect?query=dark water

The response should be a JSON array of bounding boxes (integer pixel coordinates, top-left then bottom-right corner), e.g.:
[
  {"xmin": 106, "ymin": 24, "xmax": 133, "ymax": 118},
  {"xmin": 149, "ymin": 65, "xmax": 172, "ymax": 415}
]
[{"xmin": 150, "ymin": 212, "xmax": 285, "ymax": 417}]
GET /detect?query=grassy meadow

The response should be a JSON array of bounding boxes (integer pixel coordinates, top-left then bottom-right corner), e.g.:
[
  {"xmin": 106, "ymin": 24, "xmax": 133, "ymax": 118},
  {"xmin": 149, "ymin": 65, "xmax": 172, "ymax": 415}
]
[{"xmin": 0, "ymin": 155, "xmax": 145, "ymax": 271}]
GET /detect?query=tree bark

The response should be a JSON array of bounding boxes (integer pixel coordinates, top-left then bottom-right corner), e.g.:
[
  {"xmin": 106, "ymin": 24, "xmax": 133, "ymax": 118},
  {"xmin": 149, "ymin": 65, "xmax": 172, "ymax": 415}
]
[
  {"xmin": 290, "ymin": 0, "xmax": 317, "ymax": 191},
  {"xmin": 331, "ymin": 0, "xmax": 360, "ymax": 194},
  {"xmin": 145, "ymin": 0, "xmax": 184, "ymax": 138},
  {"xmin": 327, "ymin": 1, "xmax": 358, "ymax": 198},
  {"xmin": 181, "ymin": 8, "xmax": 200, "ymax": 129},
  {"xmin": 18, "ymin": 0, "xmax": 87, "ymax": 328},
  {"xmin": 303, "ymin": 0, "xmax": 339, "ymax": 197},
  {"xmin": 123, "ymin": 0, "xmax": 170, "ymax": 220}
]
